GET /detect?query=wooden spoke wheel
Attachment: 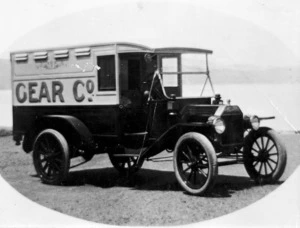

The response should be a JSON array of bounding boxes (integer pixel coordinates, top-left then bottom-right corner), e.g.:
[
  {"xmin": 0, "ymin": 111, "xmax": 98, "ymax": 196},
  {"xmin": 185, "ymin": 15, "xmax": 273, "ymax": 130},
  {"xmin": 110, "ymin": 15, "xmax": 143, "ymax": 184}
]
[
  {"xmin": 243, "ymin": 127, "xmax": 287, "ymax": 184},
  {"xmin": 33, "ymin": 129, "xmax": 70, "ymax": 185},
  {"xmin": 174, "ymin": 132, "xmax": 218, "ymax": 195},
  {"xmin": 108, "ymin": 147, "xmax": 143, "ymax": 175}
]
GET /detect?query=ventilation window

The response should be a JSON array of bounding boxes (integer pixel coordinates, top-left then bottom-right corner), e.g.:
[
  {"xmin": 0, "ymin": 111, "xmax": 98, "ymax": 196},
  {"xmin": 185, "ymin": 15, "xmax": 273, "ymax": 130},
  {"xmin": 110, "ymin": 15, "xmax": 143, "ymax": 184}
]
[
  {"xmin": 75, "ymin": 48, "xmax": 90, "ymax": 57},
  {"xmin": 15, "ymin": 53, "xmax": 28, "ymax": 62},
  {"xmin": 34, "ymin": 52, "xmax": 48, "ymax": 60},
  {"xmin": 54, "ymin": 50, "xmax": 69, "ymax": 59}
]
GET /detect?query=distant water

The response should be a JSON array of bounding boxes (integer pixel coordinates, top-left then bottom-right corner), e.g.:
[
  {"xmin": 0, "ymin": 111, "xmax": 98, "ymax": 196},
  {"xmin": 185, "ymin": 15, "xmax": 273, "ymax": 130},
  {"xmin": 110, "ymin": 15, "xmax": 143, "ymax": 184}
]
[
  {"xmin": 0, "ymin": 90, "xmax": 12, "ymax": 127},
  {"xmin": 185, "ymin": 83, "xmax": 300, "ymax": 132},
  {"xmin": 1, "ymin": 84, "xmax": 299, "ymax": 131}
]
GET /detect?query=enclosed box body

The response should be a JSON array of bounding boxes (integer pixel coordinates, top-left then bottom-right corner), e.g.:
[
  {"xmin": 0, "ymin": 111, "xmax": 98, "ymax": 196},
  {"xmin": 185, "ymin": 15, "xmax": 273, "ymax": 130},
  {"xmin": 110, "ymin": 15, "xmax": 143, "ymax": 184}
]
[{"xmin": 11, "ymin": 43, "xmax": 153, "ymax": 138}]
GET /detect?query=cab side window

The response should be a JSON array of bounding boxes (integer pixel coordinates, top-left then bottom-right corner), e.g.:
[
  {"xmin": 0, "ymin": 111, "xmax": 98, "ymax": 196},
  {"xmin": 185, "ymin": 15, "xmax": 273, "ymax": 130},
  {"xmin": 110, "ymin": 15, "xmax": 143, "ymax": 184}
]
[{"xmin": 97, "ymin": 55, "xmax": 116, "ymax": 91}]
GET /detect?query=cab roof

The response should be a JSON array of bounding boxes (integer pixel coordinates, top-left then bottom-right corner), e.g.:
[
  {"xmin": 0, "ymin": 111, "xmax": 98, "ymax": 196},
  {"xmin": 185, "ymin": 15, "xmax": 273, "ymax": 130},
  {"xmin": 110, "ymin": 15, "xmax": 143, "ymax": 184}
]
[{"xmin": 11, "ymin": 42, "xmax": 213, "ymax": 55}]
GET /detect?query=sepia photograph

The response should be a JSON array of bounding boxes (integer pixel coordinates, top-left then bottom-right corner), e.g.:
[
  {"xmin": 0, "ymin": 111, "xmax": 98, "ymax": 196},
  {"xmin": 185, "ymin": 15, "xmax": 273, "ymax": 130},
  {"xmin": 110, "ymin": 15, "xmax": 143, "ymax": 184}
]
[{"xmin": 0, "ymin": 0, "xmax": 299, "ymax": 227}]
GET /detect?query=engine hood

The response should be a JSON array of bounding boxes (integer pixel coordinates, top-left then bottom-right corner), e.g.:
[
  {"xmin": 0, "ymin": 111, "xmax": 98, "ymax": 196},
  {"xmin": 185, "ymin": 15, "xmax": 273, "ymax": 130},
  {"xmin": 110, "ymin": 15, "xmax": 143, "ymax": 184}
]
[
  {"xmin": 214, "ymin": 105, "xmax": 243, "ymax": 117},
  {"xmin": 180, "ymin": 104, "xmax": 244, "ymax": 146},
  {"xmin": 180, "ymin": 104, "xmax": 243, "ymax": 123}
]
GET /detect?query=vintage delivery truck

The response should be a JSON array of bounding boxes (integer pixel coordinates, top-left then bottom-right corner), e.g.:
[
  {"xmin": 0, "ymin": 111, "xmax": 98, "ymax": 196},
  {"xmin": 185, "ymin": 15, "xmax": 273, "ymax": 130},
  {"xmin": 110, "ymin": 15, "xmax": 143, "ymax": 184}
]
[{"xmin": 11, "ymin": 42, "xmax": 287, "ymax": 195}]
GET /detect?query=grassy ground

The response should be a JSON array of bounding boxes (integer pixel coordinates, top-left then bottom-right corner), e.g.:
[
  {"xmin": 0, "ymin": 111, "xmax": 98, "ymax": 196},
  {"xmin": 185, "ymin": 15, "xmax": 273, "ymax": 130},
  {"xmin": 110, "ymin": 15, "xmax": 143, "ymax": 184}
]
[{"xmin": 0, "ymin": 133, "xmax": 299, "ymax": 225}]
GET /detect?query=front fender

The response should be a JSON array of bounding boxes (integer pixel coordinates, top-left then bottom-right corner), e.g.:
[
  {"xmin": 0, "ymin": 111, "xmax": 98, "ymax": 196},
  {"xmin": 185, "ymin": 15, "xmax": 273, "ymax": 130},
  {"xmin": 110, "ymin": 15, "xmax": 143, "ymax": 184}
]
[
  {"xmin": 243, "ymin": 115, "xmax": 275, "ymax": 130},
  {"xmin": 139, "ymin": 122, "xmax": 212, "ymax": 160}
]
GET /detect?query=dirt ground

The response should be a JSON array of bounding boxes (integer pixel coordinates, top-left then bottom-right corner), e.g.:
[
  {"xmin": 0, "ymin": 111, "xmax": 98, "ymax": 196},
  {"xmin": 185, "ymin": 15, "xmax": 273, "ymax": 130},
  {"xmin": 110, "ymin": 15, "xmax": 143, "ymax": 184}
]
[{"xmin": 0, "ymin": 133, "xmax": 299, "ymax": 226}]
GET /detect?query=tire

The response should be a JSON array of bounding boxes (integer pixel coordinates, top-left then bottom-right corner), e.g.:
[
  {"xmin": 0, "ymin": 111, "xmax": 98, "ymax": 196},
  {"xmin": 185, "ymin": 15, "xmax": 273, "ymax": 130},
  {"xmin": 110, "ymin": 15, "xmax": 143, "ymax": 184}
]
[
  {"xmin": 174, "ymin": 132, "xmax": 218, "ymax": 195},
  {"xmin": 243, "ymin": 127, "xmax": 287, "ymax": 184},
  {"xmin": 33, "ymin": 129, "xmax": 70, "ymax": 185}
]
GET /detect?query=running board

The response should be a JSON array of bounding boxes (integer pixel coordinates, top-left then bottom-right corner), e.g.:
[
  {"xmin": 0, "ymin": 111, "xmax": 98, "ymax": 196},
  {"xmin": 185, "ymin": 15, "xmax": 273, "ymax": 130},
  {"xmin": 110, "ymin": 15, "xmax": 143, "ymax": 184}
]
[
  {"xmin": 217, "ymin": 159, "xmax": 244, "ymax": 166},
  {"xmin": 111, "ymin": 154, "xmax": 140, "ymax": 157},
  {"xmin": 124, "ymin": 132, "xmax": 148, "ymax": 136}
]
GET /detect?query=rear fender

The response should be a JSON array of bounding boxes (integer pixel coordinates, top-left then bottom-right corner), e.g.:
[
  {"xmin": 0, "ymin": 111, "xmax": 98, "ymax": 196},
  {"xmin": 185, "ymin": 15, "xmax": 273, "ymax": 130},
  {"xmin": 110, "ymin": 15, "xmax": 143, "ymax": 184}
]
[{"xmin": 23, "ymin": 115, "xmax": 94, "ymax": 154}]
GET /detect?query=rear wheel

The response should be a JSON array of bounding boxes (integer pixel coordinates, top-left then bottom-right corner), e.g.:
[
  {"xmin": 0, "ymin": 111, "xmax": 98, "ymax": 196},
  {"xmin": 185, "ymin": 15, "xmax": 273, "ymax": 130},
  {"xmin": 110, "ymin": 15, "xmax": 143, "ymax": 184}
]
[
  {"xmin": 108, "ymin": 147, "xmax": 143, "ymax": 174},
  {"xmin": 109, "ymin": 155, "xmax": 141, "ymax": 174},
  {"xmin": 243, "ymin": 127, "xmax": 287, "ymax": 184},
  {"xmin": 33, "ymin": 129, "xmax": 70, "ymax": 185},
  {"xmin": 174, "ymin": 132, "xmax": 218, "ymax": 195}
]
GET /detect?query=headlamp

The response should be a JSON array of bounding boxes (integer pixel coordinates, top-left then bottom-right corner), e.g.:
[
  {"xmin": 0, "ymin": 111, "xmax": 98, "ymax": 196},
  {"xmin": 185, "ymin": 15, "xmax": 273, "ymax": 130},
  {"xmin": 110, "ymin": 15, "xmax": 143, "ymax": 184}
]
[
  {"xmin": 250, "ymin": 115, "xmax": 260, "ymax": 130},
  {"xmin": 208, "ymin": 116, "xmax": 226, "ymax": 134}
]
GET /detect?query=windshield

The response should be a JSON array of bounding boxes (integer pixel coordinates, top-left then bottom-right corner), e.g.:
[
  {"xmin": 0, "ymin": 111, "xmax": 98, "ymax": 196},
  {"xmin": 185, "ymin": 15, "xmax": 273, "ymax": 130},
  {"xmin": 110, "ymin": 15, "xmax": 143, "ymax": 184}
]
[
  {"xmin": 117, "ymin": 51, "xmax": 215, "ymax": 105},
  {"xmin": 159, "ymin": 53, "xmax": 215, "ymax": 98}
]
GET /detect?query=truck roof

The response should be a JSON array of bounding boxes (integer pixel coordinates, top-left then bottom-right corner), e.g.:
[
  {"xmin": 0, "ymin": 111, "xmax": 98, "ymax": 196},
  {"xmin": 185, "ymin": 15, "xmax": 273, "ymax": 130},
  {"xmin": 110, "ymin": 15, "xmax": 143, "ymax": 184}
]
[{"xmin": 10, "ymin": 42, "xmax": 213, "ymax": 55}]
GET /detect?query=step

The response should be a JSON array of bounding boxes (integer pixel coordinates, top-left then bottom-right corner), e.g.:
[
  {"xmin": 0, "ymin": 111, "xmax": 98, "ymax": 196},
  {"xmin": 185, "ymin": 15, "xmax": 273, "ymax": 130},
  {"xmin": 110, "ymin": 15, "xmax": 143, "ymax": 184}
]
[
  {"xmin": 111, "ymin": 154, "xmax": 140, "ymax": 157},
  {"xmin": 124, "ymin": 132, "xmax": 148, "ymax": 136}
]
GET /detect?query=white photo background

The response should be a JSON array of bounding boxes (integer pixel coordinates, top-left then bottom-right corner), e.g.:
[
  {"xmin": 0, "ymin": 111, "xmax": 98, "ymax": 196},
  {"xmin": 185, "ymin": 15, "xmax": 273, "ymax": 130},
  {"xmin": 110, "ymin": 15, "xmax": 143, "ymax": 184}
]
[{"xmin": 0, "ymin": 0, "xmax": 299, "ymax": 227}]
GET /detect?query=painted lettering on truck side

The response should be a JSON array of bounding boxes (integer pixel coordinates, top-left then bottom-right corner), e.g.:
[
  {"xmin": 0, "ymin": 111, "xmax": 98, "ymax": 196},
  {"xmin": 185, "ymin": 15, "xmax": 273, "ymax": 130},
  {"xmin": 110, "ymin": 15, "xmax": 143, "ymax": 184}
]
[
  {"xmin": 73, "ymin": 79, "xmax": 95, "ymax": 102},
  {"xmin": 15, "ymin": 80, "xmax": 95, "ymax": 104}
]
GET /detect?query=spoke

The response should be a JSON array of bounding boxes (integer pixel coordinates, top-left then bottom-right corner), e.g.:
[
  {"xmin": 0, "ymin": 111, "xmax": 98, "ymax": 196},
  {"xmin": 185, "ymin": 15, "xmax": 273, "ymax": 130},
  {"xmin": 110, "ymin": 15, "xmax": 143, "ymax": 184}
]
[
  {"xmin": 187, "ymin": 171, "xmax": 193, "ymax": 181},
  {"xmin": 46, "ymin": 165, "xmax": 53, "ymax": 176},
  {"xmin": 182, "ymin": 165, "xmax": 192, "ymax": 173},
  {"xmin": 182, "ymin": 151, "xmax": 191, "ymax": 162},
  {"xmin": 44, "ymin": 137, "xmax": 51, "ymax": 151},
  {"xmin": 179, "ymin": 159, "xmax": 190, "ymax": 164},
  {"xmin": 198, "ymin": 151, "xmax": 206, "ymax": 159},
  {"xmin": 264, "ymin": 162, "xmax": 268, "ymax": 175},
  {"xmin": 131, "ymin": 158, "xmax": 137, "ymax": 164},
  {"xmin": 255, "ymin": 140, "xmax": 262, "ymax": 151},
  {"xmin": 127, "ymin": 161, "xmax": 131, "ymax": 169},
  {"xmin": 261, "ymin": 137, "xmax": 265, "ymax": 149},
  {"xmin": 54, "ymin": 158, "xmax": 62, "ymax": 163},
  {"xmin": 40, "ymin": 157, "xmax": 48, "ymax": 163},
  {"xmin": 197, "ymin": 163, "xmax": 208, "ymax": 169},
  {"xmin": 266, "ymin": 160, "xmax": 275, "ymax": 172},
  {"xmin": 253, "ymin": 160, "xmax": 259, "ymax": 167},
  {"xmin": 197, "ymin": 168, "xmax": 208, "ymax": 178},
  {"xmin": 193, "ymin": 171, "xmax": 197, "ymax": 184},
  {"xmin": 266, "ymin": 144, "xmax": 275, "ymax": 153},
  {"xmin": 268, "ymin": 152, "xmax": 278, "ymax": 156},
  {"xmin": 50, "ymin": 152, "xmax": 61, "ymax": 158},
  {"xmin": 258, "ymin": 162, "xmax": 263, "ymax": 174},
  {"xmin": 265, "ymin": 138, "xmax": 270, "ymax": 151},
  {"xmin": 252, "ymin": 148, "xmax": 259, "ymax": 153},
  {"xmin": 200, "ymin": 155, "xmax": 208, "ymax": 163},
  {"xmin": 186, "ymin": 145, "xmax": 194, "ymax": 162},
  {"xmin": 268, "ymin": 157, "xmax": 277, "ymax": 165},
  {"xmin": 42, "ymin": 162, "xmax": 49, "ymax": 172},
  {"xmin": 40, "ymin": 142, "xmax": 48, "ymax": 153},
  {"xmin": 51, "ymin": 161, "xmax": 61, "ymax": 172},
  {"xmin": 41, "ymin": 152, "xmax": 61, "ymax": 163}
]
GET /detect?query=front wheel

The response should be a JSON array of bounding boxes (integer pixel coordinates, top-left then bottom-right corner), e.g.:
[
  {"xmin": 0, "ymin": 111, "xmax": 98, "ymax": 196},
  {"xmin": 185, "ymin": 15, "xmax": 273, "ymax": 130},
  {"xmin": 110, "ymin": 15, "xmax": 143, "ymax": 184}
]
[
  {"xmin": 174, "ymin": 132, "xmax": 218, "ymax": 195},
  {"xmin": 33, "ymin": 129, "xmax": 70, "ymax": 185},
  {"xmin": 243, "ymin": 127, "xmax": 287, "ymax": 184}
]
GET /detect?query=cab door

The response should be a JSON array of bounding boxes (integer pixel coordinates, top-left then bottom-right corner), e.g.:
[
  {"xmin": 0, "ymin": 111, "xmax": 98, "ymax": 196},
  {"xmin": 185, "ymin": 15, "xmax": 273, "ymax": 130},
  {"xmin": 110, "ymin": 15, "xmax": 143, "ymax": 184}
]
[{"xmin": 119, "ymin": 56, "xmax": 147, "ymax": 133}]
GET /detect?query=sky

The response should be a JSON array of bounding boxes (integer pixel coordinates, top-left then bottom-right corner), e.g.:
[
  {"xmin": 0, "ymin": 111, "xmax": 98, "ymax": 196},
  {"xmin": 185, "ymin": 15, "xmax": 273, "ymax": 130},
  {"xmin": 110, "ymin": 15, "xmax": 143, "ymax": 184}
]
[{"xmin": 0, "ymin": 0, "xmax": 299, "ymax": 68}]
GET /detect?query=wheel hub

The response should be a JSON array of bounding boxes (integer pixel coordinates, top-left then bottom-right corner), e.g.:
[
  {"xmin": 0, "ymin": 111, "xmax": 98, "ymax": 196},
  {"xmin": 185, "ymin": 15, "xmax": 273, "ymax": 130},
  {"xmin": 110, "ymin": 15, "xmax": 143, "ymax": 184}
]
[
  {"xmin": 258, "ymin": 149, "xmax": 269, "ymax": 162},
  {"xmin": 190, "ymin": 161, "xmax": 201, "ymax": 171}
]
